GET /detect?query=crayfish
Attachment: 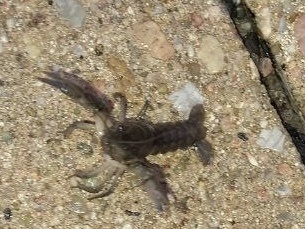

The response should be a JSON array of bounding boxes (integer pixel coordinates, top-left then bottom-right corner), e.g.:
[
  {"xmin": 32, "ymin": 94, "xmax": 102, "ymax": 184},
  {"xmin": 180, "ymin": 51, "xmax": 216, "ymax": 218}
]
[{"xmin": 39, "ymin": 68, "xmax": 213, "ymax": 211}]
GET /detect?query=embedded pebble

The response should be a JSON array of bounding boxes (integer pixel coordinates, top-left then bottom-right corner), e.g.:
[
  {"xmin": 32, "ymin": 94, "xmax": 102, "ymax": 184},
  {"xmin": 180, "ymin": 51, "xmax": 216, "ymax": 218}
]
[
  {"xmin": 133, "ymin": 21, "xmax": 175, "ymax": 60},
  {"xmin": 197, "ymin": 35, "xmax": 225, "ymax": 73},
  {"xmin": 54, "ymin": 0, "xmax": 86, "ymax": 28},
  {"xmin": 187, "ymin": 44, "xmax": 195, "ymax": 59},
  {"xmin": 277, "ymin": 163, "xmax": 293, "ymax": 176},
  {"xmin": 256, "ymin": 127, "xmax": 285, "ymax": 152},
  {"xmin": 294, "ymin": 12, "xmax": 305, "ymax": 56},
  {"xmin": 246, "ymin": 153, "xmax": 258, "ymax": 166},
  {"xmin": 168, "ymin": 82, "xmax": 204, "ymax": 117},
  {"xmin": 190, "ymin": 12, "xmax": 203, "ymax": 28},
  {"xmin": 259, "ymin": 57, "xmax": 273, "ymax": 77}
]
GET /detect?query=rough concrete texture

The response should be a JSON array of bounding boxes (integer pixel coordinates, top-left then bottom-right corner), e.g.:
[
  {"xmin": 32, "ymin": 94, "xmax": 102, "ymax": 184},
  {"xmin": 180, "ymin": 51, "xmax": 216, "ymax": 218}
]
[{"xmin": 0, "ymin": 0, "xmax": 305, "ymax": 228}]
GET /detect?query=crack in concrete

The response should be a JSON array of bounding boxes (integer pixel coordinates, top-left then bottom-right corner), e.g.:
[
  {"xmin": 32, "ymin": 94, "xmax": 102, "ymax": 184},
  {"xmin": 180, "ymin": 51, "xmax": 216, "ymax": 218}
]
[{"xmin": 221, "ymin": 0, "xmax": 305, "ymax": 163}]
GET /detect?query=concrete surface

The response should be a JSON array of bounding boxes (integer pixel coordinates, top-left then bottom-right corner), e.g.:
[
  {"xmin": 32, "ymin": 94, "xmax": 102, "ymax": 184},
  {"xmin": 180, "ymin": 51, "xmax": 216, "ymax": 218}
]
[{"xmin": 0, "ymin": 0, "xmax": 305, "ymax": 228}]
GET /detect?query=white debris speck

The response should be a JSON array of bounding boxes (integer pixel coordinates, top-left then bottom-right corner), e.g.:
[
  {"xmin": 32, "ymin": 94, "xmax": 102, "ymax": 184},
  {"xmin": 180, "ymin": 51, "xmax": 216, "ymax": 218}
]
[
  {"xmin": 256, "ymin": 127, "xmax": 285, "ymax": 152},
  {"xmin": 54, "ymin": 0, "xmax": 86, "ymax": 28},
  {"xmin": 71, "ymin": 44, "xmax": 86, "ymax": 58},
  {"xmin": 168, "ymin": 82, "xmax": 204, "ymax": 117}
]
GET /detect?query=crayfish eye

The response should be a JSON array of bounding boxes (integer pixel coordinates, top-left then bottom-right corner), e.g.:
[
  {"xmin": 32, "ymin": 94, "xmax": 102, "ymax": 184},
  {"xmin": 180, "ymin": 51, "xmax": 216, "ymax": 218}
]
[{"xmin": 118, "ymin": 125, "xmax": 124, "ymax": 132}]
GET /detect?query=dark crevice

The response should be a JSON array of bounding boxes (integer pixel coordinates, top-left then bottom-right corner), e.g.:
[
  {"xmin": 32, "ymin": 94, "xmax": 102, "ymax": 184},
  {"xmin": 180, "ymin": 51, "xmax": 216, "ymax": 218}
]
[{"xmin": 221, "ymin": 0, "xmax": 305, "ymax": 163}]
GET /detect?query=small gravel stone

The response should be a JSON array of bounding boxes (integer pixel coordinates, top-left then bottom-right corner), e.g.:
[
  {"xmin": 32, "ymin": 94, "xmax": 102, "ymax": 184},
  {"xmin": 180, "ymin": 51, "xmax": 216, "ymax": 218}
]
[
  {"xmin": 259, "ymin": 57, "xmax": 273, "ymax": 77},
  {"xmin": 246, "ymin": 153, "xmax": 258, "ymax": 166},
  {"xmin": 190, "ymin": 12, "xmax": 203, "ymax": 28},
  {"xmin": 187, "ymin": 44, "xmax": 195, "ymax": 59}
]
